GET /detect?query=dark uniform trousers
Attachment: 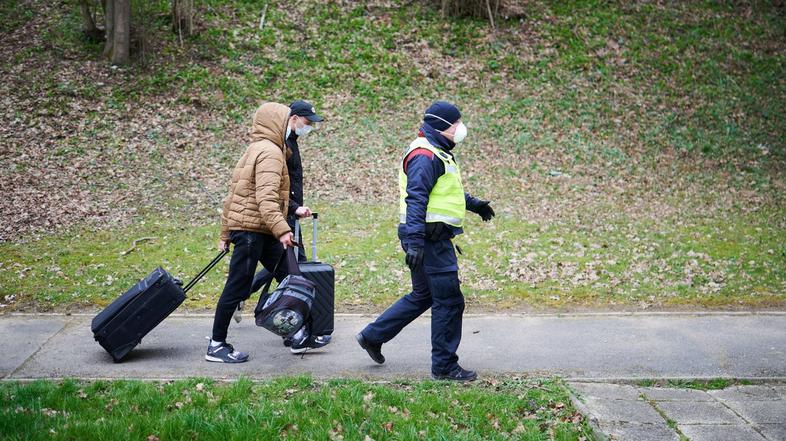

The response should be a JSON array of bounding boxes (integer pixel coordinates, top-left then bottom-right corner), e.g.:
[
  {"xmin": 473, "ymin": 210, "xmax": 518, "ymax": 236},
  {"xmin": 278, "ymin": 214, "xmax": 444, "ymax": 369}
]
[
  {"xmin": 212, "ymin": 230, "xmax": 289, "ymax": 342},
  {"xmin": 361, "ymin": 238, "xmax": 465, "ymax": 375}
]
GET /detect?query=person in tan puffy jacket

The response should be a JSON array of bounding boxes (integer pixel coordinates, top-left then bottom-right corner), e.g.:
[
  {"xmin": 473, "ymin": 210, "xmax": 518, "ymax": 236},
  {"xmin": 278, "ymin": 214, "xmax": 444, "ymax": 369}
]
[{"xmin": 207, "ymin": 101, "xmax": 296, "ymax": 364}]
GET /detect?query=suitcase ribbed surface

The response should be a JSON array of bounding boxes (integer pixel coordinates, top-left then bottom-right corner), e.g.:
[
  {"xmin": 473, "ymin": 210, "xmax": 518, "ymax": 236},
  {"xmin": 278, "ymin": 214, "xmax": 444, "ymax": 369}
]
[{"xmin": 300, "ymin": 262, "xmax": 334, "ymax": 336}]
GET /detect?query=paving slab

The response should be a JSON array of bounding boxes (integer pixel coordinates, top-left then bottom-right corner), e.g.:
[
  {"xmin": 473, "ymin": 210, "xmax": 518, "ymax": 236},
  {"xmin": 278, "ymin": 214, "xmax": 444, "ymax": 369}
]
[
  {"xmin": 709, "ymin": 385, "xmax": 784, "ymax": 402},
  {"xmin": 639, "ymin": 387, "xmax": 714, "ymax": 402},
  {"xmin": 677, "ymin": 424, "xmax": 768, "ymax": 441},
  {"xmin": 758, "ymin": 424, "xmax": 786, "ymax": 441},
  {"xmin": 581, "ymin": 397, "xmax": 665, "ymax": 424},
  {"xmin": 723, "ymin": 400, "xmax": 786, "ymax": 424},
  {"xmin": 0, "ymin": 316, "xmax": 66, "ymax": 378},
  {"xmin": 570, "ymin": 383, "xmax": 786, "ymax": 441},
  {"xmin": 597, "ymin": 422, "xmax": 680, "ymax": 441},
  {"xmin": 656, "ymin": 401, "xmax": 743, "ymax": 425}
]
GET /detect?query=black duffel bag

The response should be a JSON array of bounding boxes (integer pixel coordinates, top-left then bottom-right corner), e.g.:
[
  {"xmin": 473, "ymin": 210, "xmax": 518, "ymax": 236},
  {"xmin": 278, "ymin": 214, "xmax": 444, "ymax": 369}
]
[{"xmin": 254, "ymin": 246, "xmax": 316, "ymax": 337}]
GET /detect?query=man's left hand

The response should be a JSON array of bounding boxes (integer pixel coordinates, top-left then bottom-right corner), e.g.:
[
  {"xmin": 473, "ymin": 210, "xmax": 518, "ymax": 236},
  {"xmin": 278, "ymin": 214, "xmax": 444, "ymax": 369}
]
[{"xmin": 474, "ymin": 200, "xmax": 495, "ymax": 222}]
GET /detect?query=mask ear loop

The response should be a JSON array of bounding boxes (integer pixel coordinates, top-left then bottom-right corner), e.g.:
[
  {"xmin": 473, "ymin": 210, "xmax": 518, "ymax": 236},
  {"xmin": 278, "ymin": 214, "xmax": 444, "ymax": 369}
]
[{"xmin": 424, "ymin": 113, "xmax": 456, "ymax": 129}]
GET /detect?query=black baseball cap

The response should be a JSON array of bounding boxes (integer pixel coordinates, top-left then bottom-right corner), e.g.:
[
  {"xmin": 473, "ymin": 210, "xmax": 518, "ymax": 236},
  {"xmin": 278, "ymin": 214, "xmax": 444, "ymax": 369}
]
[{"xmin": 289, "ymin": 100, "xmax": 324, "ymax": 122}]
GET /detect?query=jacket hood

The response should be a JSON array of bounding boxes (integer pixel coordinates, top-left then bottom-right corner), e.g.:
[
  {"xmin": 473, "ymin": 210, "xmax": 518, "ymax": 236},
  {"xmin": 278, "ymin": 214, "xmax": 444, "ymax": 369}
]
[{"xmin": 249, "ymin": 102, "xmax": 291, "ymax": 148}]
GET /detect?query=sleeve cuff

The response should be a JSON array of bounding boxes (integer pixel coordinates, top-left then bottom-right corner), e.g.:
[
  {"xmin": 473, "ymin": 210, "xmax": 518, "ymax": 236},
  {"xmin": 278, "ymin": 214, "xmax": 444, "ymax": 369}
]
[{"xmin": 271, "ymin": 219, "xmax": 292, "ymax": 239}]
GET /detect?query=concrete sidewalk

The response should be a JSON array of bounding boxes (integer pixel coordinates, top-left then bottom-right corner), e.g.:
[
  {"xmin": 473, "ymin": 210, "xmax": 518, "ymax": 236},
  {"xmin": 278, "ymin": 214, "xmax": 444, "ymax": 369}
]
[
  {"xmin": 2, "ymin": 312, "xmax": 785, "ymax": 381},
  {"xmin": 569, "ymin": 382, "xmax": 786, "ymax": 441}
]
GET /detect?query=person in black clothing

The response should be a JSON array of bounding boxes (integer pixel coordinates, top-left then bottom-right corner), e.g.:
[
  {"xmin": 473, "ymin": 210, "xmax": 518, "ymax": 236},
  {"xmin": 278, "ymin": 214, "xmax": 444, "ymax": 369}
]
[
  {"xmin": 242, "ymin": 100, "xmax": 330, "ymax": 353},
  {"xmin": 280, "ymin": 99, "xmax": 320, "ymax": 260}
]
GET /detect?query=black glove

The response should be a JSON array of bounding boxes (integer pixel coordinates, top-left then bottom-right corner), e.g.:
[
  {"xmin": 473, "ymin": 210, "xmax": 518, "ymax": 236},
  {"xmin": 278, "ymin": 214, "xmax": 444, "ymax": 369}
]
[
  {"xmin": 405, "ymin": 245, "xmax": 424, "ymax": 271},
  {"xmin": 475, "ymin": 200, "xmax": 495, "ymax": 222}
]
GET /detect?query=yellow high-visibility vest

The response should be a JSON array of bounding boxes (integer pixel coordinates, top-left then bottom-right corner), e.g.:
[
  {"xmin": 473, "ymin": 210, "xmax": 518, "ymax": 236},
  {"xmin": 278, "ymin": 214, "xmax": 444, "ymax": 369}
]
[{"xmin": 399, "ymin": 138, "xmax": 465, "ymax": 227}]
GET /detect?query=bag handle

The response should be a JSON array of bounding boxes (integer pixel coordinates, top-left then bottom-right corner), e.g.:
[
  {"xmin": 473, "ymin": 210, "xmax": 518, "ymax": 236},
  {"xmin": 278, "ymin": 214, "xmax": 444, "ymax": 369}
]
[
  {"xmin": 259, "ymin": 242, "xmax": 301, "ymax": 296},
  {"xmin": 285, "ymin": 244, "xmax": 301, "ymax": 276},
  {"xmin": 183, "ymin": 249, "xmax": 229, "ymax": 294}
]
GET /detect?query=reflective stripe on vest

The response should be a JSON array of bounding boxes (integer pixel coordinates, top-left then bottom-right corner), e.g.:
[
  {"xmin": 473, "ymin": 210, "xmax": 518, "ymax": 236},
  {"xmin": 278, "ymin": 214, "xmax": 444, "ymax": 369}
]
[{"xmin": 398, "ymin": 138, "xmax": 465, "ymax": 227}]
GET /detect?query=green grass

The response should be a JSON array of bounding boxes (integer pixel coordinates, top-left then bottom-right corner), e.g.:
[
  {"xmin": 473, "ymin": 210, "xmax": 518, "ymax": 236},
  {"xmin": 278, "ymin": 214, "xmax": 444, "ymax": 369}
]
[
  {"xmin": 0, "ymin": 377, "xmax": 593, "ymax": 440},
  {"xmin": 16, "ymin": 0, "xmax": 783, "ymax": 158},
  {"xmin": 2, "ymin": 0, "xmax": 785, "ymax": 311},
  {"xmin": 1, "ymin": 202, "xmax": 783, "ymax": 311},
  {"xmin": 637, "ymin": 378, "xmax": 763, "ymax": 391}
]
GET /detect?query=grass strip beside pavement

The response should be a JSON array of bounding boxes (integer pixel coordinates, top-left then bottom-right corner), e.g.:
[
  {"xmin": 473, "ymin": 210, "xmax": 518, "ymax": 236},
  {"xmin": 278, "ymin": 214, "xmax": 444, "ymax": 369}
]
[
  {"xmin": 0, "ymin": 203, "xmax": 784, "ymax": 312},
  {"xmin": 0, "ymin": 377, "xmax": 592, "ymax": 441},
  {"xmin": 636, "ymin": 378, "xmax": 774, "ymax": 391}
]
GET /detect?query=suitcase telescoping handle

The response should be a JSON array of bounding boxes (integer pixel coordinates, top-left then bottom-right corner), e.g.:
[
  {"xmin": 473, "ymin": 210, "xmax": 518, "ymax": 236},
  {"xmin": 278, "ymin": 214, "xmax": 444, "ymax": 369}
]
[
  {"xmin": 182, "ymin": 249, "xmax": 229, "ymax": 294},
  {"xmin": 311, "ymin": 212, "xmax": 318, "ymax": 261},
  {"xmin": 294, "ymin": 212, "xmax": 319, "ymax": 262}
]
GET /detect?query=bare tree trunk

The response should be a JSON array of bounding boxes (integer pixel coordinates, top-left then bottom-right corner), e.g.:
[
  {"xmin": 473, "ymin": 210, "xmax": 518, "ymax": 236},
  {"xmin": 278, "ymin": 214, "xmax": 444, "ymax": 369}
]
[
  {"xmin": 80, "ymin": 0, "xmax": 104, "ymax": 42},
  {"xmin": 172, "ymin": 0, "xmax": 194, "ymax": 38},
  {"xmin": 102, "ymin": 0, "xmax": 115, "ymax": 58},
  {"xmin": 485, "ymin": 0, "xmax": 495, "ymax": 30},
  {"xmin": 111, "ymin": 0, "xmax": 130, "ymax": 64}
]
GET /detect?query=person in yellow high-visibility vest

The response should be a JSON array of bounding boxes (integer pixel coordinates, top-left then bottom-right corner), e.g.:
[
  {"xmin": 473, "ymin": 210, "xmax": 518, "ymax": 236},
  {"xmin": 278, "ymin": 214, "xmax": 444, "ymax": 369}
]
[{"xmin": 356, "ymin": 101, "xmax": 495, "ymax": 381}]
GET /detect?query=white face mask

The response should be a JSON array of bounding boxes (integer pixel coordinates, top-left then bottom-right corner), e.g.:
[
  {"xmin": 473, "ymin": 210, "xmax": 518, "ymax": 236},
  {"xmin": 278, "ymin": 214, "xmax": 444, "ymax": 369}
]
[
  {"xmin": 295, "ymin": 123, "xmax": 313, "ymax": 137},
  {"xmin": 425, "ymin": 113, "xmax": 468, "ymax": 144},
  {"xmin": 452, "ymin": 122, "xmax": 467, "ymax": 143},
  {"xmin": 285, "ymin": 125, "xmax": 292, "ymax": 140}
]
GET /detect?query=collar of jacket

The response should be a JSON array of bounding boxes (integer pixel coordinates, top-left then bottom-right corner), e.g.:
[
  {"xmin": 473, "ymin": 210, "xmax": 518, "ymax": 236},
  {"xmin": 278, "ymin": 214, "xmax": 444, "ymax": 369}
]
[{"xmin": 420, "ymin": 122, "xmax": 455, "ymax": 151}]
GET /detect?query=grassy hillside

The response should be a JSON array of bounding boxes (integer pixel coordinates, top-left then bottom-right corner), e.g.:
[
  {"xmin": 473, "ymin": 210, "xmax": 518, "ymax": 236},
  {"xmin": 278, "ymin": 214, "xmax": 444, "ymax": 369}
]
[{"xmin": 1, "ymin": 0, "xmax": 784, "ymax": 311}]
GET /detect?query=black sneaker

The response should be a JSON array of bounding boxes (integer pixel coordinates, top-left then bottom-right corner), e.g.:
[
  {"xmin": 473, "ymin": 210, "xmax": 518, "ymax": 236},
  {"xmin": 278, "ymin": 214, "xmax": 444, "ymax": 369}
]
[
  {"xmin": 205, "ymin": 342, "xmax": 249, "ymax": 363},
  {"xmin": 432, "ymin": 366, "xmax": 478, "ymax": 382},
  {"xmin": 355, "ymin": 333, "xmax": 385, "ymax": 364},
  {"xmin": 290, "ymin": 335, "xmax": 332, "ymax": 354}
]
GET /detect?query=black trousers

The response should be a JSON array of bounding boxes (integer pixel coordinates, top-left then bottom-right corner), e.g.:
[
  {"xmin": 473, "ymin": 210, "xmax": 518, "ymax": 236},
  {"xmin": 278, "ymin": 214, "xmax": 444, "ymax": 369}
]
[
  {"xmin": 211, "ymin": 230, "xmax": 289, "ymax": 342},
  {"xmin": 250, "ymin": 216, "xmax": 306, "ymax": 294}
]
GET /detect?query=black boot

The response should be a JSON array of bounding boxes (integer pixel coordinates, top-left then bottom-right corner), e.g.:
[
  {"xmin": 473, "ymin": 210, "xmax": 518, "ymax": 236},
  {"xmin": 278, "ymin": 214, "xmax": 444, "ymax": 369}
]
[{"xmin": 356, "ymin": 333, "xmax": 385, "ymax": 364}]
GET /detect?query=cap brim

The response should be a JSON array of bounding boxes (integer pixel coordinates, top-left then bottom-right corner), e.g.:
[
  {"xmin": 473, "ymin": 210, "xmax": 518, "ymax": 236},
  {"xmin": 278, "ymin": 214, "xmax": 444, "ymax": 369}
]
[{"xmin": 305, "ymin": 114, "xmax": 324, "ymax": 122}]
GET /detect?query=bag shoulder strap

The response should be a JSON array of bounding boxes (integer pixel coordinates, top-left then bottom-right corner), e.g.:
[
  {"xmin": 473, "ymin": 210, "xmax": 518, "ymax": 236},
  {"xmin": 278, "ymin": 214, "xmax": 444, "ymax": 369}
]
[{"xmin": 259, "ymin": 246, "xmax": 301, "ymax": 296}]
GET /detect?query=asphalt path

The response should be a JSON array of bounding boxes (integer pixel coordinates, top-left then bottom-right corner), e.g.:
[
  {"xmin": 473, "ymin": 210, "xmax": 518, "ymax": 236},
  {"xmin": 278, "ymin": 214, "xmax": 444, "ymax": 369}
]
[{"xmin": 2, "ymin": 312, "xmax": 785, "ymax": 381}]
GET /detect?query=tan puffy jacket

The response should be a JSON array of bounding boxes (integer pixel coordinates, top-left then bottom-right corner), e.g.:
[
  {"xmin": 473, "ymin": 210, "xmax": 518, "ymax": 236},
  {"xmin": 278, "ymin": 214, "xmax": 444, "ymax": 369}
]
[{"xmin": 220, "ymin": 102, "xmax": 292, "ymax": 242}]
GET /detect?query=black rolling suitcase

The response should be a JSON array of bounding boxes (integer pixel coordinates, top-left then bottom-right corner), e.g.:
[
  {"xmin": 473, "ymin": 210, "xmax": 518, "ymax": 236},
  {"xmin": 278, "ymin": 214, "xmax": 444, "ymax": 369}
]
[
  {"xmin": 296, "ymin": 213, "xmax": 335, "ymax": 336},
  {"xmin": 91, "ymin": 250, "xmax": 228, "ymax": 362}
]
